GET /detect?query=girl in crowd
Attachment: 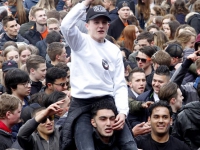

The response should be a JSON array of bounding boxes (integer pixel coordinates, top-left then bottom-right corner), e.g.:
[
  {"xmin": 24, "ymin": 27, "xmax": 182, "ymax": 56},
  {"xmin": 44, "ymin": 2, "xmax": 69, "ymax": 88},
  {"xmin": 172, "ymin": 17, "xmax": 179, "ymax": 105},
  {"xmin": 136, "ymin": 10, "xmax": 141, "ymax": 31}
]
[
  {"xmin": 162, "ymin": 14, "xmax": 176, "ymax": 29},
  {"xmin": 176, "ymin": 31, "xmax": 196, "ymax": 57},
  {"xmin": 153, "ymin": 31, "xmax": 169, "ymax": 50},
  {"xmin": 163, "ymin": 20, "xmax": 180, "ymax": 40},
  {"xmin": 7, "ymin": 0, "xmax": 28, "ymax": 25},
  {"xmin": 147, "ymin": 5, "xmax": 166, "ymax": 25},
  {"xmin": 3, "ymin": 45, "xmax": 19, "ymax": 63},
  {"xmin": 170, "ymin": 0, "xmax": 189, "ymax": 24},
  {"xmin": 18, "ymin": 45, "xmax": 32, "ymax": 67},
  {"xmin": 136, "ymin": 0, "xmax": 151, "ymax": 29},
  {"xmin": 36, "ymin": 0, "xmax": 56, "ymax": 10},
  {"xmin": 65, "ymin": 0, "xmax": 84, "ymax": 11},
  {"xmin": 117, "ymin": 25, "xmax": 140, "ymax": 52},
  {"xmin": 175, "ymin": 25, "xmax": 196, "ymax": 37}
]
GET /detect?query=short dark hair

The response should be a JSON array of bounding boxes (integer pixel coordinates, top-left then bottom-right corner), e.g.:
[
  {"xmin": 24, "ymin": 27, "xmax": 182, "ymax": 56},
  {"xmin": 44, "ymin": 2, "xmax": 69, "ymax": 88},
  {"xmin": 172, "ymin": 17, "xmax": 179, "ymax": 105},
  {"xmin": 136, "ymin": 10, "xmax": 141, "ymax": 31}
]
[
  {"xmin": 44, "ymin": 91, "xmax": 66, "ymax": 107},
  {"xmin": 154, "ymin": 65, "xmax": 170, "ymax": 77},
  {"xmin": 2, "ymin": 15, "xmax": 15, "ymax": 27},
  {"xmin": 139, "ymin": 46, "xmax": 157, "ymax": 58},
  {"xmin": 137, "ymin": 31, "xmax": 154, "ymax": 43},
  {"xmin": 47, "ymin": 42, "xmax": 65, "ymax": 61},
  {"xmin": 29, "ymin": 92, "xmax": 48, "ymax": 107},
  {"xmin": 128, "ymin": 67, "xmax": 145, "ymax": 82},
  {"xmin": 91, "ymin": 100, "xmax": 118, "ymax": 118},
  {"xmin": 46, "ymin": 67, "xmax": 67, "ymax": 86},
  {"xmin": 158, "ymin": 82, "xmax": 178, "ymax": 103},
  {"xmin": 46, "ymin": 31, "xmax": 62, "ymax": 44},
  {"xmin": 149, "ymin": 100, "xmax": 173, "ymax": 117},
  {"xmin": 146, "ymin": 24, "xmax": 159, "ymax": 32},
  {"xmin": 26, "ymin": 55, "xmax": 46, "ymax": 73},
  {"xmin": 46, "ymin": 10, "xmax": 61, "ymax": 21},
  {"xmin": 55, "ymin": 62, "xmax": 70, "ymax": 73},
  {"xmin": 5, "ymin": 69, "xmax": 30, "ymax": 94}
]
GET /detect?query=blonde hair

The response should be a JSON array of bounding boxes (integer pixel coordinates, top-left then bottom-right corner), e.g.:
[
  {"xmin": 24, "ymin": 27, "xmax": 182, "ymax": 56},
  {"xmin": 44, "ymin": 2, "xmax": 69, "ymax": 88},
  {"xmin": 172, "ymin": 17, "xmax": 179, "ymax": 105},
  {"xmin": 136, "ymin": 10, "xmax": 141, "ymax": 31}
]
[
  {"xmin": 36, "ymin": 0, "xmax": 56, "ymax": 10},
  {"xmin": 176, "ymin": 31, "xmax": 196, "ymax": 49}
]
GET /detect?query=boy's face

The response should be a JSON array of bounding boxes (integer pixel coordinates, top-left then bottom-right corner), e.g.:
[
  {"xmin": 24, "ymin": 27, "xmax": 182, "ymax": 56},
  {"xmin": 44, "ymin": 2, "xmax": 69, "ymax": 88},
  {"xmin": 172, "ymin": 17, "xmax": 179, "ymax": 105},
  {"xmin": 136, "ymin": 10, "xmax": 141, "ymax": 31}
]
[
  {"xmin": 8, "ymin": 103, "xmax": 22, "ymax": 127},
  {"xmin": 31, "ymin": 63, "xmax": 47, "ymax": 81},
  {"xmin": 91, "ymin": 109, "xmax": 116, "ymax": 140},
  {"xmin": 149, "ymin": 106, "xmax": 172, "ymax": 136}
]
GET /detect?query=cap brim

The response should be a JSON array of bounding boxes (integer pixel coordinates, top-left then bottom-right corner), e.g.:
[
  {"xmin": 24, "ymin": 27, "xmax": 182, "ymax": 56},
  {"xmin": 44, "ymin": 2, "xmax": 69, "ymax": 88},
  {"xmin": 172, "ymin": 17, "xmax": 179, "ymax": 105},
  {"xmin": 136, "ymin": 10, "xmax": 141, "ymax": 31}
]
[
  {"xmin": 2, "ymin": 67, "xmax": 16, "ymax": 72},
  {"xmin": 87, "ymin": 14, "xmax": 111, "ymax": 22}
]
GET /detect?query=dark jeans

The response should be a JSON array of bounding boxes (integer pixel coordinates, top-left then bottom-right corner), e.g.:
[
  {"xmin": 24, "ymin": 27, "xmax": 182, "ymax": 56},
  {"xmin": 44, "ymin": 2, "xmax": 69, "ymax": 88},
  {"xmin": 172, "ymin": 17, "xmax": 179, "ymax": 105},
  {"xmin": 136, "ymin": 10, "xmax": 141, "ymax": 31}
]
[{"xmin": 71, "ymin": 96, "xmax": 138, "ymax": 150}]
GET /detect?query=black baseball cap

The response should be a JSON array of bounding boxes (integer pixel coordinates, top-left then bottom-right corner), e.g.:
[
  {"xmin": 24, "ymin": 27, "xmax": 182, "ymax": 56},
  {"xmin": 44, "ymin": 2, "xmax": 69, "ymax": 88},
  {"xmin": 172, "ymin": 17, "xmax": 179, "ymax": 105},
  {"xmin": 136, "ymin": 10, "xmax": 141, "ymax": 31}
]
[
  {"xmin": 117, "ymin": 1, "xmax": 130, "ymax": 10},
  {"xmin": 2, "ymin": 60, "xmax": 18, "ymax": 72},
  {"xmin": 165, "ymin": 44, "xmax": 183, "ymax": 58},
  {"xmin": 86, "ymin": 5, "xmax": 111, "ymax": 22}
]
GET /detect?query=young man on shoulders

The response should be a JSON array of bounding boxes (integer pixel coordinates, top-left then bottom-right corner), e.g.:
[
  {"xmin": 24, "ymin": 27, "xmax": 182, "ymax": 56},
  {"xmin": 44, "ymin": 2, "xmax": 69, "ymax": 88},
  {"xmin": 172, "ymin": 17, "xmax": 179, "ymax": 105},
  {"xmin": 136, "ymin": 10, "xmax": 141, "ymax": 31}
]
[
  {"xmin": 60, "ymin": 0, "xmax": 137, "ymax": 149},
  {"xmin": 135, "ymin": 101, "xmax": 190, "ymax": 150},
  {"xmin": 26, "ymin": 55, "xmax": 47, "ymax": 95}
]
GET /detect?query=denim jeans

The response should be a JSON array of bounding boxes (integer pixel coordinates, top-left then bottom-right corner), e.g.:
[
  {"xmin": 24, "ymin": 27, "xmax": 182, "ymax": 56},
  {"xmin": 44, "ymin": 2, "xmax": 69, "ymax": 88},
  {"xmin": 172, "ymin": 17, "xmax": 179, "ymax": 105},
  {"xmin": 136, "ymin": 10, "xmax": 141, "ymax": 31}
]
[{"xmin": 72, "ymin": 96, "xmax": 138, "ymax": 150}]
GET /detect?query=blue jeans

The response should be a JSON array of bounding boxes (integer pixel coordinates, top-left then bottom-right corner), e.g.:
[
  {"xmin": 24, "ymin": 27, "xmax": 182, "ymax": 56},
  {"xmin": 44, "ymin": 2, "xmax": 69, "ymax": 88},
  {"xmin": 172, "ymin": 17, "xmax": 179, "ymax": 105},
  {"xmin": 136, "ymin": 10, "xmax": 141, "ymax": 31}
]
[{"xmin": 73, "ymin": 96, "xmax": 138, "ymax": 150}]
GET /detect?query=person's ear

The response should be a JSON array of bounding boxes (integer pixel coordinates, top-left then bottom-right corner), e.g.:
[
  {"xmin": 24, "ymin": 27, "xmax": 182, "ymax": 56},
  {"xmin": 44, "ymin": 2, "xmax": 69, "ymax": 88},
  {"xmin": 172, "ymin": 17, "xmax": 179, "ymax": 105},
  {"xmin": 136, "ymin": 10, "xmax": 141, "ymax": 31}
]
[
  {"xmin": 56, "ymin": 54, "xmax": 60, "ymax": 60},
  {"xmin": 3, "ymin": 26, "xmax": 7, "ymax": 32},
  {"xmin": 47, "ymin": 83, "xmax": 53, "ymax": 89},
  {"xmin": 30, "ymin": 68, "xmax": 35, "ymax": 74},
  {"xmin": 128, "ymin": 81, "xmax": 132, "ymax": 88},
  {"xmin": 6, "ymin": 111, "xmax": 11, "ymax": 119},
  {"xmin": 170, "ymin": 117, "xmax": 173, "ymax": 126},
  {"xmin": 170, "ymin": 98, "xmax": 176, "ymax": 104},
  {"xmin": 85, "ymin": 23, "xmax": 89, "ymax": 30},
  {"xmin": 91, "ymin": 118, "xmax": 97, "ymax": 127},
  {"xmin": 148, "ymin": 116, "xmax": 151, "ymax": 123}
]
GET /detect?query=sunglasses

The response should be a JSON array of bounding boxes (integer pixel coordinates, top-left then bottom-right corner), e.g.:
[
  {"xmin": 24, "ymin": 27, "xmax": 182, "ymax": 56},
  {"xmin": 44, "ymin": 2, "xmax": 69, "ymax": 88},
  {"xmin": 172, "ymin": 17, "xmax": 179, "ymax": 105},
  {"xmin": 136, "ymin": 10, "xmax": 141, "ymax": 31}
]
[
  {"xmin": 40, "ymin": 115, "xmax": 54, "ymax": 124},
  {"xmin": 136, "ymin": 57, "xmax": 151, "ymax": 63},
  {"xmin": 53, "ymin": 82, "xmax": 69, "ymax": 87}
]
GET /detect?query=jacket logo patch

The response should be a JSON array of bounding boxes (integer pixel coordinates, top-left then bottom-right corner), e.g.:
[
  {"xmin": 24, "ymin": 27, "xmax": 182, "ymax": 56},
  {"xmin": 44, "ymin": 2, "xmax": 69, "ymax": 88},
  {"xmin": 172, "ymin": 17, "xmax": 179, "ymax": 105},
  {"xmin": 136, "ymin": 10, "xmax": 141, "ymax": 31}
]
[{"xmin": 102, "ymin": 59, "xmax": 109, "ymax": 70}]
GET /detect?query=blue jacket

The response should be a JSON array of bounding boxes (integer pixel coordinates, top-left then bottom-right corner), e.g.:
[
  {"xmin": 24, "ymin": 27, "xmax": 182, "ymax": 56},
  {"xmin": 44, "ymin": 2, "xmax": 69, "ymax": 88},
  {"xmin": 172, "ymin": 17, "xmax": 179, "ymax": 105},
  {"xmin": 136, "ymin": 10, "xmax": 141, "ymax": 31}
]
[
  {"xmin": 109, "ymin": 8, "xmax": 118, "ymax": 22},
  {"xmin": 24, "ymin": 0, "xmax": 39, "ymax": 9}
]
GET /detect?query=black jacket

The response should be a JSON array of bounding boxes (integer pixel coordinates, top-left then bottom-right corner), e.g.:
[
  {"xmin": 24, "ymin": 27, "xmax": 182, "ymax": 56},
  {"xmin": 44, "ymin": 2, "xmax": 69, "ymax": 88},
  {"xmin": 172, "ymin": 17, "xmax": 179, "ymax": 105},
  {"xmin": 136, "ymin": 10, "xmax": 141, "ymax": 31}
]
[
  {"xmin": 186, "ymin": 12, "xmax": 200, "ymax": 35},
  {"xmin": 19, "ymin": 21, "xmax": 35, "ymax": 37},
  {"xmin": 109, "ymin": 8, "xmax": 118, "ymax": 22},
  {"xmin": 24, "ymin": 23, "xmax": 44, "ymax": 45},
  {"xmin": 172, "ymin": 101, "xmax": 200, "ymax": 150},
  {"xmin": 0, "ymin": 33, "xmax": 29, "ymax": 50},
  {"xmin": 93, "ymin": 129, "xmax": 119, "ymax": 150},
  {"xmin": 30, "ymin": 81, "xmax": 43, "ymax": 95},
  {"xmin": 108, "ymin": 17, "xmax": 132, "ymax": 40},
  {"xmin": 0, "ymin": 129, "xmax": 13, "ymax": 149}
]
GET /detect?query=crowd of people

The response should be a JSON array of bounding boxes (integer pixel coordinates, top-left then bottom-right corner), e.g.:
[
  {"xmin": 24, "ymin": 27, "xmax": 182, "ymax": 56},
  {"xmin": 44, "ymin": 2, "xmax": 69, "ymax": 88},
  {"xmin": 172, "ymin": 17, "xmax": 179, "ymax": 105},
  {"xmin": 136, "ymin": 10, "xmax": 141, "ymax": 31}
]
[{"xmin": 0, "ymin": 0, "xmax": 199, "ymax": 149}]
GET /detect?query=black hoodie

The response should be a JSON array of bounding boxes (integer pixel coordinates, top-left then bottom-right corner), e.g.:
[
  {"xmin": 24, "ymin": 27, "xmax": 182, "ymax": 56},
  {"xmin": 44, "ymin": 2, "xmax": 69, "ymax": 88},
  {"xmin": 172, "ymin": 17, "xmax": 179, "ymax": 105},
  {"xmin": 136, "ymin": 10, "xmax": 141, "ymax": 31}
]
[{"xmin": 172, "ymin": 101, "xmax": 200, "ymax": 150}]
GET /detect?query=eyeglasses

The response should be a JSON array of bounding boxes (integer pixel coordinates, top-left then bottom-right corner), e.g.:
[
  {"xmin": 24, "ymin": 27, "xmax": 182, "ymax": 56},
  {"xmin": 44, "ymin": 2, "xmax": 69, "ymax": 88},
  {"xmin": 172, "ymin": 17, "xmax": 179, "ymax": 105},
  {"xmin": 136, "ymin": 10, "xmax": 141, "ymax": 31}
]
[
  {"xmin": 53, "ymin": 82, "xmax": 69, "ymax": 87},
  {"xmin": 136, "ymin": 57, "xmax": 151, "ymax": 63},
  {"xmin": 40, "ymin": 115, "xmax": 55, "ymax": 124},
  {"xmin": 20, "ymin": 80, "xmax": 32, "ymax": 87}
]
